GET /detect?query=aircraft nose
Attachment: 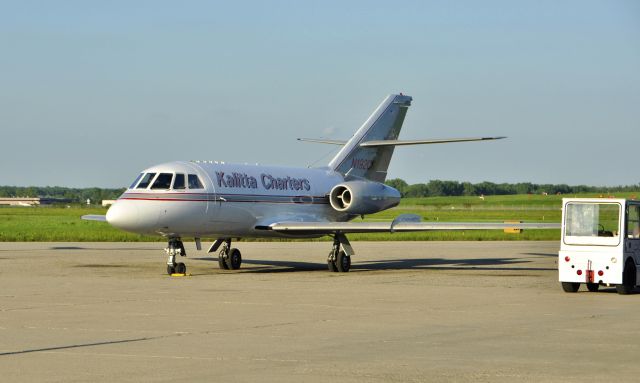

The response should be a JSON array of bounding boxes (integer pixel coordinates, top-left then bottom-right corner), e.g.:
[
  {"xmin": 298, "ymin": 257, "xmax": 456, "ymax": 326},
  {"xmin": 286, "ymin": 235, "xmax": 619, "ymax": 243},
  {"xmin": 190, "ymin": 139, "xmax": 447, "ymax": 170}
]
[{"xmin": 106, "ymin": 200, "xmax": 140, "ymax": 232}]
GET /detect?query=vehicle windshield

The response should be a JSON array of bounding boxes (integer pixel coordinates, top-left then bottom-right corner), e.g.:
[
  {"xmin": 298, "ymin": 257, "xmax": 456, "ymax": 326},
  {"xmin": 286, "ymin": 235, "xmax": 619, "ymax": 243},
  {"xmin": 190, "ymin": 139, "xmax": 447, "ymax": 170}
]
[
  {"xmin": 151, "ymin": 173, "xmax": 174, "ymax": 190},
  {"xmin": 136, "ymin": 173, "xmax": 156, "ymax": 189},
  {"xmin": 173, "ymin": 174, "xmax": 185, "ymax": 190},
  {"xmin": 564, "ymin": 202, "xmax": 621, "ymax": 246},
  {"xmin": 129, "ymin": 173, "xmax": 144, "ymax": 189}
]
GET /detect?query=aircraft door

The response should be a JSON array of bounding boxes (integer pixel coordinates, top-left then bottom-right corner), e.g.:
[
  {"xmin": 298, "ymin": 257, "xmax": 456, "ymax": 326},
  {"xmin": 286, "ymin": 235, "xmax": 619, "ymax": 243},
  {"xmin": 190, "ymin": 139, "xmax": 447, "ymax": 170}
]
[
  {"xmin": 189, "ymin": 165, "xmax": 215, "ymax": 220},
  {"xmin": 625, "ymin": 203, "xmax": 640, "ymax": 264}
]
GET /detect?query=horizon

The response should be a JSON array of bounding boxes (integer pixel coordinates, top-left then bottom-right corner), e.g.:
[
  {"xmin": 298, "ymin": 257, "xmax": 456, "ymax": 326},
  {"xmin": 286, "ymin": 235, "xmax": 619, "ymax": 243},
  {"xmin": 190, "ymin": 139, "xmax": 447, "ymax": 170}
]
[{"xmin": 1, "ymin": 178, "xmax": 639, "ymax": 190}]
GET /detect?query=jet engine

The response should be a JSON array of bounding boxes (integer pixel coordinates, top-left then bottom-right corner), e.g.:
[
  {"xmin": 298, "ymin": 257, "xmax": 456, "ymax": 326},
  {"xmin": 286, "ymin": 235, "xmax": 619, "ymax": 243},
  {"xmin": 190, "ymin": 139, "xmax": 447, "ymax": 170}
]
[{"xmin": 329, "ymin": 181, "xmax": 401, "ymax": 215}]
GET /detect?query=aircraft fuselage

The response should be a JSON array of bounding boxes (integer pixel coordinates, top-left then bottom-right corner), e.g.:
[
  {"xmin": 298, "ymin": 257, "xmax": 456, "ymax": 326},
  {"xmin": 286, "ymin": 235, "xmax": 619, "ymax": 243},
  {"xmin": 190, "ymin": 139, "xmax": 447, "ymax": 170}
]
[{"xmin": 106, "ymin": 160, "xmax": 351, "ymax": 238}]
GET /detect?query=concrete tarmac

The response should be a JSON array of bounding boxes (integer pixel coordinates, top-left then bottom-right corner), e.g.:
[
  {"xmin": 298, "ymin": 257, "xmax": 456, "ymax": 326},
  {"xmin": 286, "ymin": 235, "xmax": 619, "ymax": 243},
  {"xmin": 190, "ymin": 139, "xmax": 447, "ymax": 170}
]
[{"xmin": 1, "ymin": 241, "xmax": 639, "ymax": 382}]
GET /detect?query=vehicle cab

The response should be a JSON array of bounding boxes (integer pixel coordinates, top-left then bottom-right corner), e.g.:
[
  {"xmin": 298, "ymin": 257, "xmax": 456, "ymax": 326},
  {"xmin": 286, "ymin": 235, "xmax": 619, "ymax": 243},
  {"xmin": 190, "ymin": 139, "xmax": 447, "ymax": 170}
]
[{"xmin": 559, "ymin": 198, "xmax": 640, "ymax": 294}]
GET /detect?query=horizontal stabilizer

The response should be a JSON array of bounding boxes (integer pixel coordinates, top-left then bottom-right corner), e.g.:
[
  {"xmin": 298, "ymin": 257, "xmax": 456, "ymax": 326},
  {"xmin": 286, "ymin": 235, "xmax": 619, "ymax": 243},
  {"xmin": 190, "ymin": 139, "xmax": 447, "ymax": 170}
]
[
  {"xmin": 81, "ymin": 215, "xmax": 107, "ymax": 222},
  {"xmin": 297, "ymin": 138, "xmax": 348, "ymax": 145},
  {"xmin": 360, "ymin": 137, "xmax": 506, "ymax": 147},
  {"xmin": 258, "ymin": 221, "xmax": 559, "ymax": 234},
  {"xmin": 297, "ymin": 136, "xmax": 506, "ymax": 147}
]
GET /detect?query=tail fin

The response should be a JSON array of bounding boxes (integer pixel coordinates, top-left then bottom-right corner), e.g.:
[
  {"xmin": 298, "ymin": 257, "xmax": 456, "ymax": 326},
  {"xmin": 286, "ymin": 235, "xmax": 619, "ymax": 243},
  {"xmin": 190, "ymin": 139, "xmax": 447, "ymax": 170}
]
[{"xmin": 328, "ymin": 94, "xmax": 412, "ymax": 183}]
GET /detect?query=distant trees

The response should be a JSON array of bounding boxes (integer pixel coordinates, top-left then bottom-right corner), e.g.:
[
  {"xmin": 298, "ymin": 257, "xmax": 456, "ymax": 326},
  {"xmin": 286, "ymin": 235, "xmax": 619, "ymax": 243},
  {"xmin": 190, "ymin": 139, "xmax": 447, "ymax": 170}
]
[
  {"xmin": 0, "ymin": 179, "xmax": 638, "ymax": 203},
  {"xmin": 384, "ymin": 179, "xmax": 640, "ymax": 198},
  {"xmin": 0, "ymin": 186, "xmax": 125, "ymax": 203}
]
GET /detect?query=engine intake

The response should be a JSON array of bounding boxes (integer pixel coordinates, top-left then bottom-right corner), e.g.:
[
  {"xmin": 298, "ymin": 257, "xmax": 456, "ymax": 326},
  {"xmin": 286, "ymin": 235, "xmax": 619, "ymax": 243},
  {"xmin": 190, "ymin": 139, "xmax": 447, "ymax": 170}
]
[{"xmin": 329, "ymin": 181, "xmax": 400, "ymax": 215}]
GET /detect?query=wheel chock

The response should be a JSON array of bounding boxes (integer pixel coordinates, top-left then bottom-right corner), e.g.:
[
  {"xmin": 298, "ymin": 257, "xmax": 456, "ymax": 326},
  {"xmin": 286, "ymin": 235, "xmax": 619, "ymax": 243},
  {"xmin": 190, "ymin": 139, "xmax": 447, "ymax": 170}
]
[{"xmin": 170, "ymin": 273, "xmax": 191, "ymax": 277}]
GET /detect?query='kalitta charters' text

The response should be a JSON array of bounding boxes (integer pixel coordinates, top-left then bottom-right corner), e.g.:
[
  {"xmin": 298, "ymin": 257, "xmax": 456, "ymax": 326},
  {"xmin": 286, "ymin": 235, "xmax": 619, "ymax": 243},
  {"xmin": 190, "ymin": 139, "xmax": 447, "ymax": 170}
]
[{"xmin": 216, "ymin": 172, "xmax": 311, "ymax": 191}]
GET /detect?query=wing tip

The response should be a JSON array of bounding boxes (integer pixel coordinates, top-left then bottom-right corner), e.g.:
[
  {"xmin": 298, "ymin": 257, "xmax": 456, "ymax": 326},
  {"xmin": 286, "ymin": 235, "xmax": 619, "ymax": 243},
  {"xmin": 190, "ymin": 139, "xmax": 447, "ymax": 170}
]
[{"xmin": 81, "ymin": 215, "xmax": 107, "ymax": 222}]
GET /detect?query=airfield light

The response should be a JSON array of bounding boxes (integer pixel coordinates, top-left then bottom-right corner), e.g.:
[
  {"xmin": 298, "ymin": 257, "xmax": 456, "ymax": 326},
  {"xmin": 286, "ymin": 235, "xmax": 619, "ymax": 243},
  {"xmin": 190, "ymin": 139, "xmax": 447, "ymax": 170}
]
[{"xmin": 577, "ymin": 270, "xmax": 583, "ymax": 276}]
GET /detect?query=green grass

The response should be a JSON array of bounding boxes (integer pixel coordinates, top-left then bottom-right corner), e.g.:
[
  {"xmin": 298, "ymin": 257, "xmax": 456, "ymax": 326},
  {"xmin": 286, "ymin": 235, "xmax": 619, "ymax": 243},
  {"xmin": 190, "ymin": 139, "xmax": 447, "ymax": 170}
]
[
  {"xmin": 1, "ymin": 192, "xmax": 637, "ymax": 242},
  {"xmin": 0, "ymin": 206, "xmax": 157, "ymax": 242}
]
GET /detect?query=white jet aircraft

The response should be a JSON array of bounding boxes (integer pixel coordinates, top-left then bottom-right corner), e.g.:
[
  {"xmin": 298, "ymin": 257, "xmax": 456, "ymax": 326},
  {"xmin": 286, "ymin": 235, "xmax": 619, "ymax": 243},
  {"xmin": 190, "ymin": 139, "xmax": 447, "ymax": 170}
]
[{"xmin": 83, "ymin": 94, "xmax": 558, "ymax": 274}]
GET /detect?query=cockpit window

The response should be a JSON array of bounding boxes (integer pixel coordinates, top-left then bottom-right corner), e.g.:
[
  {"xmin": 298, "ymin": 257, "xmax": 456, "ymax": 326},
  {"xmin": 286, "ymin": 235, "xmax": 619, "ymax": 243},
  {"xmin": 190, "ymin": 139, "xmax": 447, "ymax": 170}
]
[
  {"xmin": 188, "ymin": 174, "xmax": 204, "ymax": 189},
  {"xmin": 136, "ymin": 173, "xmax": 156, "ymax": 189},
  {"xmin": 129, "ymin": 173, "xmax": 144, "ymax": 189},
  {"xmin": 173, "ymin": 174, "xmax": 186, "ymax": 190},
  {"xmin": 151, "ymin": 173, "xmax": 173, "ymax": 190}
]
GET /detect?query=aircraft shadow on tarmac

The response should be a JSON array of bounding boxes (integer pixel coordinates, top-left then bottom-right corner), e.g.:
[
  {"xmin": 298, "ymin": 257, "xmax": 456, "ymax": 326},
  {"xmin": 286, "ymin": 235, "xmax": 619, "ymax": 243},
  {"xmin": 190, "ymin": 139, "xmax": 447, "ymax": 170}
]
[
  {"xmin": 49, "ymin": 246, "xmax": 159, "ymax": 251},
  {"xmin": 193, "ymin": 256, "xmax": 554, "ymax": 273},
  {"xmin": 521, "ymin": 252, "xmax": 557, "ymax": 257}
]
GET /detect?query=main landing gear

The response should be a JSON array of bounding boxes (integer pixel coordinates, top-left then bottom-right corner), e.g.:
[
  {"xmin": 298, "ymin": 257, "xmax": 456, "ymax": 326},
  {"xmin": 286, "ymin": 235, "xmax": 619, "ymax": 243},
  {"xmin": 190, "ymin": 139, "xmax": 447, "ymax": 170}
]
[
  {"xmin": 210, "ymin": 238, "xmax": 242, "ymax": 270},
  {"xmin": 327, "ymin": 233, "xmax": 354, "ymax": 273},
  {"xmin": 166, "ymin": 238, "xmax": 187, "ymax": 275},
  {"xmin": 165, "ymin": 235, "xmax": 354, "ymax": 275}
]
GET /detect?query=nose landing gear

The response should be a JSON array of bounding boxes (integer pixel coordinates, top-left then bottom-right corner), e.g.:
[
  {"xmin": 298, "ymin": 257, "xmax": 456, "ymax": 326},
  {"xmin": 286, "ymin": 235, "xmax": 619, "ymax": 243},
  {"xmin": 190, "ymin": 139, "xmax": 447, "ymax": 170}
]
[{"xmin": 166, "ymin": 238, "xmax": 187, "ymax": 275}]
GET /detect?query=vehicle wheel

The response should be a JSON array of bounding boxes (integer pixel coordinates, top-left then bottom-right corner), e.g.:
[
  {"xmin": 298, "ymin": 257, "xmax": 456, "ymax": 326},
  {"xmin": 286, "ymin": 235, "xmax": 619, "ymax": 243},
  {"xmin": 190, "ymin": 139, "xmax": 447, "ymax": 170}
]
[
  {"xmin": 218, "ymin": 249, "xmax": 229, "ymax": 270},
  {"xmin": 175, "ymin": 262, "xmax": 186, "ymax": 274},
  {"xmin": 327, "ymin": 260, "xmax": 338, "ymax": 272},
  {"xmin": 167, "ymin": 265, "xmax": 176, "ymax": 275},
  {"xmin": 586, "ymin": 283, "xmax": 599, "ymax": 292},
  {"xmin": 336, "ymin": 250, "xmax": 351, "ymax": 272},
  {"xmin": 226, "ymin": 248, "xmax": 242, "ymax": 270},
  {"xmin": 561, "ymin": 282, "xmax": 580, "ymax": 293},
  {"xmin": 616, "ymin": 260, "xmax": 636, "ymax": 295}
]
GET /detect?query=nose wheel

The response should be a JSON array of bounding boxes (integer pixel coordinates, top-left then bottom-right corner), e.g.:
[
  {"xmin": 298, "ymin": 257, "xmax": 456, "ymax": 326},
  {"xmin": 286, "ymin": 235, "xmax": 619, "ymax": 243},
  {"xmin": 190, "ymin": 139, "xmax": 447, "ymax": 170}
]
[
  {"xmin": 166, "ymin": 238, "xmax": 187, "ymax": 275},
  {"xmin": 167, "ymin": 262, "xmax": 186, "ymax": 275}
]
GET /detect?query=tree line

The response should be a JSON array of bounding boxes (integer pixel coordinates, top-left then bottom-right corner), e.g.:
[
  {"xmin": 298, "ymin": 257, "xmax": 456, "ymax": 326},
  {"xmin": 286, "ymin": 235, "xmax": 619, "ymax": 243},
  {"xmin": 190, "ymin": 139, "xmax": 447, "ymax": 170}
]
[
  {"xmin": 384, "ymin": 179, "xmax": 640, "ymax": 198},
  {"xmin": 0, "ymin": 180, "xmax": 638, "ymax": 203},
  {"xmin": 0, "ymin": 186, "xmax": 125, "ymax": 204}
]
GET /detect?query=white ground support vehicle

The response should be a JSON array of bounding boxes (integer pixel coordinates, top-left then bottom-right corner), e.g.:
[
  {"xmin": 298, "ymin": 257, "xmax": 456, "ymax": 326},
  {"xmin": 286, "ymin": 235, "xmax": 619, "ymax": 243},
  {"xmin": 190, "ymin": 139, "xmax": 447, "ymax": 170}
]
[{"xmin": 559, "ymin": 198, "xmax": 640, "ymax": 294}]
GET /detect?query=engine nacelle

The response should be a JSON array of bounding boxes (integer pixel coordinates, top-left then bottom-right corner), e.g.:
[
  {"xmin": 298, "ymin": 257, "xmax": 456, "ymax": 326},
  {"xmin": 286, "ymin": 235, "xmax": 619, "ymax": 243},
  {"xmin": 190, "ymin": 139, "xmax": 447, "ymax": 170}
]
[{"xmin": 329, "ymin": 181, "xmax": 401, "ymax": 215}]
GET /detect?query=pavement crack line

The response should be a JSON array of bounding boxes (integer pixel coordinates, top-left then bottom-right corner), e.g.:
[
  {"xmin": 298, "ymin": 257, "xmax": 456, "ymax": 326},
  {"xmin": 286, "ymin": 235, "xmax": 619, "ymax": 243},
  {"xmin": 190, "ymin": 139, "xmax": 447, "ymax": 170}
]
[{"xmin": 0, "ymin": 331, "xmax": 190, "ymax": 357}]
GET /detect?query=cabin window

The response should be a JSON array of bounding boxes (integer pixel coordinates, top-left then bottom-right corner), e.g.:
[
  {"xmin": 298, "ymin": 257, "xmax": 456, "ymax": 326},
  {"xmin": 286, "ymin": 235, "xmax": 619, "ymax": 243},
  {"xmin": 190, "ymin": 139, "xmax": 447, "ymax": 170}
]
[
  {"xmin": 173, "ymin": 174, "xmax": 186, "ymax": 190},
  {"xmin": 136, "ymin": 173, "xmax": 156, "ymax": 189},
  {"xmin": 188, "ymin": 174, "xmax": 204, "ymax": 189},
  {"xmin": 129, "ymin": 173, "xmax": 144, "ymax": 189},
  {"xmin": 151, "ymin": 173, "xmax": 173, "ymax": 190}
]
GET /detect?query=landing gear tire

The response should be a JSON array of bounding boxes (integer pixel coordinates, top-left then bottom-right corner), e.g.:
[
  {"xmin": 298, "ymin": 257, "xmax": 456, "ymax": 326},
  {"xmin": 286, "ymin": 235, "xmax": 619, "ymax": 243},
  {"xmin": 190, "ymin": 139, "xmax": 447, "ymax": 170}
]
[
  {"xmin": 166, "ymin": 238, "xmax": 186, "ymax": 275},
  {"xmin": 561, "ymin": 282, "xmax": 580, "ymax": 293},
  {"xmin": 226, "ymin": 248, "xmax": 242, "ymax": 270},
  {"xmin": 327, "ymin": 234, "xmax": 352, "ymax": 273},
  {"xmin": 586, "ymin": 283, "xmax": 599, "ymax": 292},
  {"xmin": 616, "ymin": 260, "xmax": 636, "ymax": 295},
  {"xmin": 336, "ymin": 250, "xmax": 351, "ymax": 273},
  {"xmin": 218, "ymin": 249, "xmax": 229, "ymax": 270}
]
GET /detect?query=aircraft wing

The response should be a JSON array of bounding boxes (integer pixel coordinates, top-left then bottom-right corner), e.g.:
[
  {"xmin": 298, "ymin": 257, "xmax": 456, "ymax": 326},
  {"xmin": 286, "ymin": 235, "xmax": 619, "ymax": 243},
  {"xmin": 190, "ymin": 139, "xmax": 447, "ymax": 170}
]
[
  {"xmin": 259, "ymin": 221, "xmax": 559, "ymax": 234},
  {"xmin": 81, "ymin": 215, "xmax": 107, "ymax": 222}
]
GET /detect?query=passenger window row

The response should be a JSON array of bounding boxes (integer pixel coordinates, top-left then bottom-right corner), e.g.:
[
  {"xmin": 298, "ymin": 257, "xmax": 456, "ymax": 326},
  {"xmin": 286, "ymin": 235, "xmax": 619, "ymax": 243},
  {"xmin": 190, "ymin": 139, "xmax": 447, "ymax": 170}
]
[{"xmin": 130, "ymin": 172, "xmax": 204, "ymax": 190}]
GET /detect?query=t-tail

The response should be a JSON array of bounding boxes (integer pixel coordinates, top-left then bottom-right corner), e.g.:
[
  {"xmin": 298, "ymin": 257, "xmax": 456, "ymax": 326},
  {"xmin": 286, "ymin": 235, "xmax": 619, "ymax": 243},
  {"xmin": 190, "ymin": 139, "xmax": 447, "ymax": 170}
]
[
  {"xmin": 296, "ymin": 93, "xmax": 506, "ymax": 183},
  {"xmin": 328, "ymin": 94, "xmax": 412, "ymax": 183}
]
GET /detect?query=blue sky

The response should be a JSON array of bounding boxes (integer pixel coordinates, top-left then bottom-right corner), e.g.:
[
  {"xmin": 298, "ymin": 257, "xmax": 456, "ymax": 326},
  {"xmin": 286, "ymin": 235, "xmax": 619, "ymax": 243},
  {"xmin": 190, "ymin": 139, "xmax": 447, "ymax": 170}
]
[{"xmin": 1, "ymin": 0, "xmax": 638, "ymax": 187}]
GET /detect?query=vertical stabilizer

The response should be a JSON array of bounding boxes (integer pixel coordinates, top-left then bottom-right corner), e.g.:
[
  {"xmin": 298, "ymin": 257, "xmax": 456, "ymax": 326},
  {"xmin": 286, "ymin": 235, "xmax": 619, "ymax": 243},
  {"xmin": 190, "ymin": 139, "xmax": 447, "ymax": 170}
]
[{"xmin": 328, "ymin": 94, "xmax": 412, "ymax": 182}]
